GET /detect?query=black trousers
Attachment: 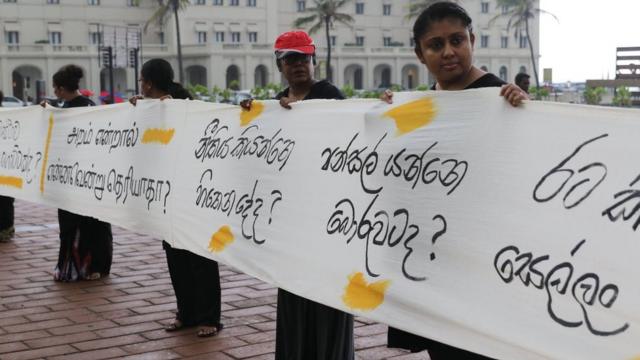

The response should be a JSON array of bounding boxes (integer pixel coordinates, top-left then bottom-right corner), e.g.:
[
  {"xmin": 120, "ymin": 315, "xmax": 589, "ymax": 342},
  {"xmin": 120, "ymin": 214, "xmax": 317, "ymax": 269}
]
[
  {"xmin": 55, "ymin": 209, "xmax": 112, "ymax": 281},
  {"xmin": 163, "ymin": 240, "xmax": 221, "ymax": 327},
  {"xmin": 0, "ymin": 196, "xmax": 14, "ymax": 230},
  {"xmin": 275, "ymin": 289, "xmax": 354, "ymax": 360}
]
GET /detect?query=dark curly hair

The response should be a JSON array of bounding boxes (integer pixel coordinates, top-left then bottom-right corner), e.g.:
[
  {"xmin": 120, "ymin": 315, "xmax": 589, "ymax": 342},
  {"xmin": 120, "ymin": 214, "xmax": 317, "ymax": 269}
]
[
  {"xmin": 413, "ymin": 2, "xmax": 473, "ymax": 51},
  {"xmin": 52, "ymin": 65, "xmax": 84, "ymax": 91},
  {"xmin": 141, "ymin": 58, "xmax": 192, "ymax": 100}
]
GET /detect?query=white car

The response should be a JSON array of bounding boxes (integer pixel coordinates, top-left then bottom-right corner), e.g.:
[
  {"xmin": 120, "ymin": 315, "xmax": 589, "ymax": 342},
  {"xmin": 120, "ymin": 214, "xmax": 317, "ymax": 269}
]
[{"xmin": 1, "ymin": 96, "xmax": 25, "ymax": 107}]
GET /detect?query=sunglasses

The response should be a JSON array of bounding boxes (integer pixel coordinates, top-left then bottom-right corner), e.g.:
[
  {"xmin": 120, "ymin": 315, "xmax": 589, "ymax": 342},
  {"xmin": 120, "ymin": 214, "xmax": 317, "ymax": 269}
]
[{"xmin": 281, "ymin": 53, "xmax": 312, "ymax": 65}]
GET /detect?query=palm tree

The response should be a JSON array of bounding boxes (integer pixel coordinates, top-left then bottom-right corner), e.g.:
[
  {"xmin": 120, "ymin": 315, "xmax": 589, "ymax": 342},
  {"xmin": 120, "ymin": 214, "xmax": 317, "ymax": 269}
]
[
  {"xmin": 491, "ymin": 0, "xmax": 557, "ymax": 93},
  {"xmin": 144, "ymin": 0, "xmax": 191, "ymax": 83},
  {"xmin": 405, "ymin": 0, "xmax": 458, "ymax": 20},
  {"xmin": 293, "ymin": 0, "xmax": 354, "ymax": 81}
]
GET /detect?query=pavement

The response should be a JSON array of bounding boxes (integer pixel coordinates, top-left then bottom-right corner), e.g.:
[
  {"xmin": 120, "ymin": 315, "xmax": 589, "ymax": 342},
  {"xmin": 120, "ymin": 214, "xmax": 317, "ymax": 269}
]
[{"xmin": 0, "ymin": 200, "xmax": 430, "ymax": 360}]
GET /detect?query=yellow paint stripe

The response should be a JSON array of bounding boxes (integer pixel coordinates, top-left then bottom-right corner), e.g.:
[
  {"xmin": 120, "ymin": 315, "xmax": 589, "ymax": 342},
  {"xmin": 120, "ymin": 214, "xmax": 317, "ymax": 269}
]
[
  {"xmin": 208, "ymin": 225, "xmax": 234, "ymax": 253},
  {"xmin": 342, "ymin": 272, "xmax": 391, "ymax": 311},
  {"xmin": 240, "ymin": 101, "xmax": 264, "ymax": 127},
  {"xmin": 383, "ymin": 97, "xmax": 437, "ymax": 136},
  {"xmin": 141, "ymin": 128, "xmax": 175, "ymax": 145},
  {"xmin": 0, "ymin": 176, "xmax": 23, "ymax": 189},
  {"xmin": 40, "ymin": 114, "xmax": 54, "ymax": 193}
]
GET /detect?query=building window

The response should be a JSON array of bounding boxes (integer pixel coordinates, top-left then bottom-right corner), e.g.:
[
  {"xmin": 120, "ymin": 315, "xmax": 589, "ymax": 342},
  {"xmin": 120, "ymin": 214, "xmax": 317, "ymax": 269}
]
[
  {"xmin": 330, "ymin": 35, "xmax": 336, "ymax": 46},
  {"xmin": 501, "ymin": 36, "xmax": 508, "ymax": 48},
  {"xmin": 481, "ymin": 35, "xmax": 489, "ymax": 48},
  {"xmin": 47, "ymin": 0, "xmax": 59, "ymax": 4},
  {"xmin": 246, "ymin": 0, "xmax": 255, "ymax": 6},
  {"xmin": 481, "ymin": 2, "xmax": 489, "ymax": 13},
  {"xmin": 197, "ymin": 31, "xmax": 207, "ymax": 43},
  {"xmin": 296, "ymin": 0, "xmax": 305, "ymax": 12},
  {"xmin": 383, "ymin": 36, "xmax": 392, "ymax": 46},
  {"xmin": 231, "ymin": 31, "xmax": 240, "ymax": 43},
  {"xmin": 410, "ymin": 37, "xmax": 415, "ymax": 47},
  {"xmin": 87, "ymin": 0, "xmax": 100, "ymax": 5},
  {"xmin": 355, "ymin": 2, "xmax": 364, "ymax": 14},
  {"xmin": 213, "ymin": 0, "xmax": 223, "ymax": 5},
  {"xmin": 215, "ymin": 31, "xmax": 225, "ymax": 42},
  {"xmin": 49, "ymin": 31, "xmax": 62, "ymax": 44},
  {"xmin": 3, "ymin": 0, "xmax": 18, "ymax": 2},
  {"xmin": 519, "ymin": 34, "xmax": 528, "ymax": 48},
  {"xmin": 159, "ymin": 31, "xmax": 165, "ymax": 44},
  {"xmin": 90, "ymin": 31, "xmax": 102, "ymax": 44},
  {"xmin": 383, "ymin": 4, "xmax": 391, "ymax": 15},
  {"xmin": 230, "ymin": 0, "xmax": 238, "ymax": 5},
  {"xmin": 248, "ymin": 31, "xmax": 257, "ymax": 43},
  {"xmin": 127, "ymin": 0, "xmax": 138, "ymax": 6},
  {"xmin": 501, "ymin": 5, "xmax": 509, "ymax": 14},
  {"xmin": 195, "ymin": 0, "xmax": 205, "ymax": 4},
  {"xmin": 355, "ymin": 36, "xmax": 364, "ymax": 46},
  {"xmin": 6, "ymin": 31, "xmax": 19, "ymax": 44}
]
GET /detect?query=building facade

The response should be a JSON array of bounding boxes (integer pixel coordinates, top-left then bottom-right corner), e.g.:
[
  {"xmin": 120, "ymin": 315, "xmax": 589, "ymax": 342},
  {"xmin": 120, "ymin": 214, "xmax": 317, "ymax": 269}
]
[{"xmin": 0, "ymin": 0, "xmax": 539, "ymax": 100}]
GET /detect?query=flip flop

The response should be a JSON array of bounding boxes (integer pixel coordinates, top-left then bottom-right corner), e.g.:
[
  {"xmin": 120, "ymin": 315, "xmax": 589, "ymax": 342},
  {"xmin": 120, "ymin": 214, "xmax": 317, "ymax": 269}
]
[
  {"xmin": 165, "ymin": 319, "xmax": 185, "ymax": 332},
  {"xmin": 196, "ymin": 323, "xmax": 223, "ymax": 338}
]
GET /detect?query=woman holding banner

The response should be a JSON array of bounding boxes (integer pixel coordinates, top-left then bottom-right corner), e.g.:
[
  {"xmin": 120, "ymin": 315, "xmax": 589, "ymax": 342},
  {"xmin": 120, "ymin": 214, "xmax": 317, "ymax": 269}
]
[
  {"xmin": 130, "ymin": 58, "xmax": 223, "ymax": 338},
  {"xmin": 243, "ymin": 31, "xmax": 354, "ymax": 360},
  {"xmin": 42, "ymin": 65, "xmax": 114, "ymax": 281},
  {"xmin": 380, "ymin": 2, "xmax": 526, "ymax": 359},
  {"xmin": 0, "ymin": 90, "xmax": 15, "ymax": 243}
]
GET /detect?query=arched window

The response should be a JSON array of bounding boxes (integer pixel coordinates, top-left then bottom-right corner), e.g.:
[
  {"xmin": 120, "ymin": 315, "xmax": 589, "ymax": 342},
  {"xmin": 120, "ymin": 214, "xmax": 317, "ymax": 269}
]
[{"xmin": 499, "ymin": 66, "xmax": 508, "ymax": 81}]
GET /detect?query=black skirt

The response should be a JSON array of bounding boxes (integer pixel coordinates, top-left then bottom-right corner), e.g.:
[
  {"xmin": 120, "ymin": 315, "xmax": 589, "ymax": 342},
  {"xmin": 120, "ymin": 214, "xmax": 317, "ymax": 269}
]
[
  {"xmin": 388, "ymin": 327, "xmax": 496, "ymax": 360},
  {"xmin": 275, "ymin": 289, "xmax": 354, "ymax": 360}
]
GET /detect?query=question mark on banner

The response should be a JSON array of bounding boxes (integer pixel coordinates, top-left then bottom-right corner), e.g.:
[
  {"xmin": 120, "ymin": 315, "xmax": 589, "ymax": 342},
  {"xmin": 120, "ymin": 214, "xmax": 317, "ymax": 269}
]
[
  {"xmin": 30, "ymin": 152, "xmax": 43, "ymax": 185},
  {"xmin": 163, "ymin": 180, "xmax": 171, "ymax": 214},
  {"xmin": 269, "ymin": 190, "xmax": 283, "ymax": 224},
  {"xmin": 430, "ymin": 214, "xmax": 447, "ymax": 261}
]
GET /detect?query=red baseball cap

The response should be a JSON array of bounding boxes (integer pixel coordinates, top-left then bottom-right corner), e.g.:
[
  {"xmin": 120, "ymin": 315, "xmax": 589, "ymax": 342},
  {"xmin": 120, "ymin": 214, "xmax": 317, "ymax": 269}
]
[{"xmin": 274, "ymin": 31, "xmax": 315, "ymax": 59}]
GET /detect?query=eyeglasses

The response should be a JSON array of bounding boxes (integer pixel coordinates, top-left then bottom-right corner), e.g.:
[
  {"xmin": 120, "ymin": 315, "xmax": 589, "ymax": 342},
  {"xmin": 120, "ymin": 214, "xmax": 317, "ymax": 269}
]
[{"xmin": 281, "ymin": 54, "xmax": 312, "ymax": 65}]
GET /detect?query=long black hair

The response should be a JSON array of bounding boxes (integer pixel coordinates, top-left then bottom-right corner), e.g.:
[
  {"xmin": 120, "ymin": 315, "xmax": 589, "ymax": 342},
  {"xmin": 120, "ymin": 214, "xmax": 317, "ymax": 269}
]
[
  {"xmin": 141, "ymin": 59, "xmax": 192, "ymax": 100},
  {"xmin": 53, "ymin": 65, "xmax": 84, "ymax": 91}
]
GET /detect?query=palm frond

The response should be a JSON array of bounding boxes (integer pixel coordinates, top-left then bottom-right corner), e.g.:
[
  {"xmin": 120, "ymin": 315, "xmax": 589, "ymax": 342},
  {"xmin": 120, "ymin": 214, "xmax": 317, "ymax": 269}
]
[
  {"xmin": 293, "ymin": 14, "xmax": 319, "ymax": 28},
  {"xmin": 144, "ymin": 2, "xmax": 171, "ymax": 32}
]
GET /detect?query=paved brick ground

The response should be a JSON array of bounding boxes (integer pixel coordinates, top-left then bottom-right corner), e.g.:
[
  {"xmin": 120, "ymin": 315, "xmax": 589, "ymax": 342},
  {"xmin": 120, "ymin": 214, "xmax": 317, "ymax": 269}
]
[{"xmin": 0, "ymin": 201, "xmax": 429, "ymax": 360}]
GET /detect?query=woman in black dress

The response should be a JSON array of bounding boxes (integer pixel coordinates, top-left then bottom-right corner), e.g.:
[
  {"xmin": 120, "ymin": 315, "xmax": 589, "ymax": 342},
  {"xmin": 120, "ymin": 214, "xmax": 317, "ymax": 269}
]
[
  {"xmin": 130, "ymin": 58, "xmax": 223, "ymax": 338},
  {"xmin": 381, "ymin": 2, "xmax": 527, "ymax": 359},
  {"xmin": 45, "ymin": 65, "xmax": 114, "ymax": 281},
  {"xmin": 243, "ymin": 30, "xmax": 354, "ymax": 360}
]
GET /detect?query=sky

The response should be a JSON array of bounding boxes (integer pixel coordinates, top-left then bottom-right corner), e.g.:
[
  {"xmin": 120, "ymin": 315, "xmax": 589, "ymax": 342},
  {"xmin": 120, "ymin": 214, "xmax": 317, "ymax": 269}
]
[{"xmin": 539, "ymin": 0, "xmax": 640, "ymax": 84}]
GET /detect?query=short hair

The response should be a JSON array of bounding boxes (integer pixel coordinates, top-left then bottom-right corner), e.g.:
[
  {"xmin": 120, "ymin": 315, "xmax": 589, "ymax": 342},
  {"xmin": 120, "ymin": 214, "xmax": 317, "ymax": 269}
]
[
  {"xmin": 413, "ymin": 2, "xmax": 473, "ymax": 51},
  {"xmin": 515, "ymin": 73, "xmax": 530, "ymax": 84},
  {"xmin": 52, "ymin": 65, "xmax": 83, "ymax": 91}
]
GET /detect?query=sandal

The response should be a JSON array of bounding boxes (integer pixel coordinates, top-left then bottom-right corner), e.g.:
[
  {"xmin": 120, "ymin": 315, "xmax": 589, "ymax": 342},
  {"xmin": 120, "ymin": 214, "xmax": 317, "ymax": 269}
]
[
  {"xmin": 165, "ymin": 319, "xmax": 185, "ymax": 332},
  {"xmin": 196, "ymin": 323, "xmax": 223, "ymax": 338}
]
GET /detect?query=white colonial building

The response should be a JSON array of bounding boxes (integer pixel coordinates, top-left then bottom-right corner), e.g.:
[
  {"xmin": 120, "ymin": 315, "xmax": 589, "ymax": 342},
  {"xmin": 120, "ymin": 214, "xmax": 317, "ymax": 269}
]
[{"xmin": 0, "ymin": 0, "xmax": 539, "ymax": 100}]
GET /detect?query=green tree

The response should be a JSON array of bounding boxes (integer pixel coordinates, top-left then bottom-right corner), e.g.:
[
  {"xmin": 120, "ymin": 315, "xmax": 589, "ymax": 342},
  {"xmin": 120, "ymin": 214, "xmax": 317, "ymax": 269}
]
[
  {"xmin": 405, "ymin": 0, "xmax": 458, "ymax": 20},
  {"xmin": 529, "ymin": 86, "xmax": 549, "ymax": 100},
  {"xmin": 583, "ymin": 87, "xmax": 606, "ymax": 105},
  {"xmin": 293, "ymin": 0, "xmax": 354, "ymax": 82},
  {"xmin": 491, "ymin": 0, "xmax": 557, "ymax": 94},
  {"xmin": 613, "ymin": 86, "xmax": 632, "ymax": 107},
  {"xmin": 145, "ymin": 0, "xmax": 191, "ymax": 84}
]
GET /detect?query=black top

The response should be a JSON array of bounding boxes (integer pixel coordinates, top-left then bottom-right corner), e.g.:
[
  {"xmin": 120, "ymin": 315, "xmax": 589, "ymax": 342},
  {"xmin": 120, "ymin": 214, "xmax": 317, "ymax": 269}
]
[
  {"xmin": 61, "ymin": 96, "xmax": 95, "ymax": 108},
  {"xmin": 430, "ymin": 73, "xmax": 506, "ymax": 90},
  {"xmin": 276, "ymin": 80, "xmax": 345, "ymax": 101}
]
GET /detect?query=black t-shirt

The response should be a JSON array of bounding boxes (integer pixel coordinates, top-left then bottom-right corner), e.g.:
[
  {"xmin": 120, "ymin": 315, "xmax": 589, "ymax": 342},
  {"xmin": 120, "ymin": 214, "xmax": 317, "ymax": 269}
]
[
  {"xmin": 430, "ymin": 73, "xmax": 506, "ymax": 90},
  {"xmin": 61, "ymin": 96, "xmax": 95, "ymax": 108},
  {"xmin": 276, "ymin": 80, "xmax": 345, "ymax": 101}
]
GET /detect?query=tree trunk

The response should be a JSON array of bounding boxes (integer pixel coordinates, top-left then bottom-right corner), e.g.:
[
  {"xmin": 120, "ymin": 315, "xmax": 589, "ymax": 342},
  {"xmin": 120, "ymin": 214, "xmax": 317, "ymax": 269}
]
[
  {"xmin": 173, "ymin": 1, "xmax": 184, "ymax": 84},
  {"xmin": 324, "ymin": 16, "xmax": 331, "ymax": 82},
  {"xmin": 525, "ymin": 18, "xmax": 540, "ymax": 98}
]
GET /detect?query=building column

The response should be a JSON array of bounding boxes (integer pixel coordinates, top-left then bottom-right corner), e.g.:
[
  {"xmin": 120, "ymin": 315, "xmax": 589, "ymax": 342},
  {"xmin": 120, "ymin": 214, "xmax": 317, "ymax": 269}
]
[{"xmin": 0, "ymin": 57, "xmax": 11, "ymax": 97}]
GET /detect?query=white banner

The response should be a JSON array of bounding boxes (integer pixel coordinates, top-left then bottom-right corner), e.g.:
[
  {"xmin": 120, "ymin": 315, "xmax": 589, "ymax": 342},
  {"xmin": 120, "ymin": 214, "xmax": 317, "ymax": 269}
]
[{"xmin": 1, "ymin": 89, "xmax": 638, "ymax": 360}]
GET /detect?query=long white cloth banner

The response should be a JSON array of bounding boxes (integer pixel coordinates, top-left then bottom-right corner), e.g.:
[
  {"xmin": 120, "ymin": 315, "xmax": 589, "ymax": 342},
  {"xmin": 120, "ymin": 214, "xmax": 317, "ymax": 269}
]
[{"xmin": 1, "ymin": 89, "xmax": 638, "ymax": 359}]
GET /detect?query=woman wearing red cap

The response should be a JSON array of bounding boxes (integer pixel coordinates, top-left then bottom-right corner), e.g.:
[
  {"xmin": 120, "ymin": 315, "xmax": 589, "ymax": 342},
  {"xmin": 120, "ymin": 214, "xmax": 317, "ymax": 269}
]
[{"xmin": 243, "ymin": 30, "xmax": 354, "ymax": 360}]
